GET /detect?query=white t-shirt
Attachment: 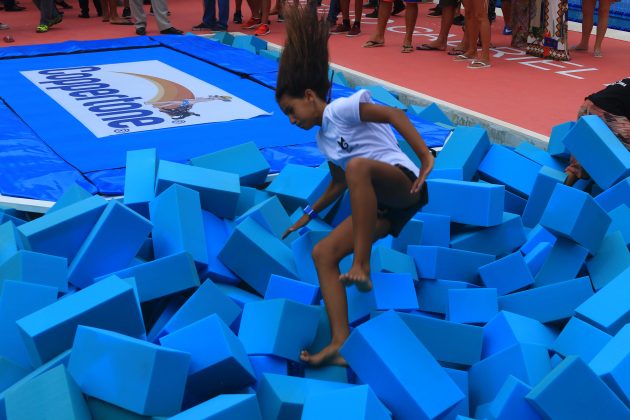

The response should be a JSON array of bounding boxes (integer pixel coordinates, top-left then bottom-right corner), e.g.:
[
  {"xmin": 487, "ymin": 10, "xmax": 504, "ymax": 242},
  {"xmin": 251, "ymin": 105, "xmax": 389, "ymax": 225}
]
[{"xmin": 316, "ymin": 89, "xmax": 419, "ymax": 174}]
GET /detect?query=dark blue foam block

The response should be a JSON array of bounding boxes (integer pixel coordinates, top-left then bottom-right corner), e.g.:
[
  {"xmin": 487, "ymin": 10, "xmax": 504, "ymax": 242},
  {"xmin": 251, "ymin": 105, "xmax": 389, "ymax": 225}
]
[{"xmin": 0, "ymin": 47, "xmax": 312, "ymax": 173}]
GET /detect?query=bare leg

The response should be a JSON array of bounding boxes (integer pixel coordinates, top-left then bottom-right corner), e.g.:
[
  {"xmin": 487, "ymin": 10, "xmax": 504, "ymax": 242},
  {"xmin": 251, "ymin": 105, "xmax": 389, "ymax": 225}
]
[
  {"xmin": 593, "ymin": 0, "xmax": 611, "ymax": 57},
  {"xmin": 353, "ymin": 0, "xmax": 362, "ymax": 25},
  {"xmin": 423, "ymin": 5, "xmax": 455, "ymax": 49},
  {"xmin": 501, "ymin": 0, "xmax": 511, "ymax": 27},
  {"xmin": 402, "ymin": 2, "xmax": 418, "ymax": 48},
  {"xmin": 573, "ymin": 0, "xmax": 595, "ymax": 50},
  {"xmin": 339, "ymin": 0, "xmax": 349, "ymax": 21},
  {"xmin": 462, "ymin": 0, "xmax": 479, "ymax": 58},
  {"xmin": 478, "ymin": 0, "xmax": 491, "ymax": 63},
  {"xmin": 366, "ymin": 0, "xmax": 392, "ymax": 44}
]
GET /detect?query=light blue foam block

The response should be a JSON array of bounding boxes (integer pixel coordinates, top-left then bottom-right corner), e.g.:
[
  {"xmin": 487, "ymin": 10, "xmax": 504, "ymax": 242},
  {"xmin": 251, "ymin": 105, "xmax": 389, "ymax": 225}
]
[
  {"xmin": 397, "ymin": 311, "xmax": 483, "ymax": 367},
  {"xmin": 432, "ymin": 126, "xmax": 490, "ymax": 181},
  {"xmin": 514, "ymin": 142, "xmax": 565, "ymax": 173},
  {"xmin": 238, "ymin": 298, "xmax": 321, "ymax": 362},
  {"xmin": 265, "ymin": 164, "xmax": 331, "ymax": 213},
  {"xmin": 17, "ymin": 196, "xmax": 107, "ymax": 261},
  {"xmin": 563, "ymin": 115, "xmax": 630, "ymax": 189},
  {"xmin": 302, "ymin": 384, "xmax": 391, "ymax": 420},
  {"xmin": 594, "ymin": 176, "xmax": 630, "ymax": 212},
  {"xmin": 391, "ymin": 219, "xmax": 424, "ymax": 254},
  {"xmin": 409, "ymin": 102, "xmax": 453, "ymax": 126},
  {"xmin": 340, "ymin": 311, "xmax": 464, "ymax": 419},
  {"xmin": 358, "ymin": 85, "xmax": 406, "ymax": 110},
  {"xmin": 586, "ymin": 231, "xmax": 630, "ymax": 291},
  {"xmin": 235, "ymin": 196, "xmax": 291, "ymax": 239},
  {"xmin": 235, "ymin": 186, "xmax": 272, "ymax": 217},
  {"xmin": 574, "ymin": 266, "xmax": 630, "ymax": 335},
  {"xmin": 607, "ymin": 204, "xmax": 630, "ymax": 246},
  {"xmin": 0, "ymin": 281, "xmax": 58, "ymax": 369},
  {"xmin": 371, "ymin": 272, "xmax": 418, "ymax": 311},
  {"xmin": 68, "ymin": 325, "xmax": 190, "ymax": 417},
  {"xmin": 5, "ymin": 364, "xmax": 90, "ymax": 420},
  {"xmin": 265, "ymin": 274, "xmax": 320, "ymax": 305},
  {"xmin": 200, "ymin": 210, "xmax": 239, "ymax": 285},
  {"xmin": 303, "ymin": 365, "xmax": 349, "ymax": 384},
  {"xmin": 248, "ymin": 355, "xmax": 288, "ymax": 387},
  {"xmin": 504, "ymin": 189, "xmax": 528, "ymax": 216},
  {"xmin": 160, "ymin": 314, "xmax": 255, "ymax": 405},
  {"xmin": 447, "ymin": 288, "xmax": 498, "ymax": 325},
  {"xmin": 190, "ymin": 141, "xmax": 270, "ymax": 187},
  {"xmin": 123, "ymin": 148, "xmax": 158, "ymax": 218},
  {"xmin": 212, "ymin": 30, "xmax": 235, "ymax": 45},
  {"xmin": 99, "ymin": 251, "xmax": 200, "ymax": 303},
  {"xmin": 371, "ymin": 246, "xmax": 418, "ymax": 281},
  {"xmin": 523, "ymin": 242, "xmax": 553, "ymax": 278},
  {"xmin": 155, "ymin": 160, "xmax": 240, "ymax": 219},
  {"xmin": 68, "ymin": 201, "xmax": 153, "ymax": 289},
  {"xmin": 520, "ymin": 225, "xmax": 557, "ymax": 255},
  {"xmin": 450, "ymin": 213, "xmax": 527, "ymax": 258},
  {"xmin": 16, "ymin": 275, "xmax": 146, "ymax": 367},
  {"xmin": 424, "ymin": 179, "xmax": 504, "ymax": 227},
  {"xmin": 478, "ymin": 144, "xmax": 541, "ymax": 198},
  {"xmin": 219, "ymin": 217, "xmax": 298, "ymax": 295},
  {"xmin": 526, "ymin": 355, "xmax": 630, "ymax": 419},
  {"xmin": 170, "ymin": 394, "xmax": 262, "ymax": 420},
  {"xmin": 259, "ymin": 48, "xmax": 281, "ymax": 61},
  {"xmin": 0, "ymin": 250, "xmax": 67, "ymax": 293},
  {"xmin": 231, "ymin": 34, "xmax": 267, "ymax": 52},
  {"xmin": 533, "ymin": 237, "xmax": 589, "ymax": 287},
  {"xmin": 521, "ymin": 166, "xmax": 567, "ymax": 228},
  {"xmin": 482, "ymin": 311, "xmax": 557, "ymax": 359},
  {"xmin": 589, "ymin": 323, "xmax": 630, "ymax": 407},
  {"xmin": 487, "ymin": 375, "xmax": 541, "ymax": 420},
  {"xmin": 440, "ymin": 368, "xmax": 469, "ymax": 419},
  {"xmin": 499, "ymin": 277, "xmax": 594, "ymax": 324},
  {"xmin": 0, "ymin": 357, "xmax": 29, "ymax": 394},
  {"xmin": 291, "ymin": 230, "xmax": 328, "ymax": 286},
  {"xmin": 412, "ymin": 212, "xmax": 450, "ymax": 247},
  {"xmin": 547, "ymin": 121, "xmax": 574, "ymax": 158},
  {"xmin": 48, "ymin": 183, "xmax": 93, "ymax": 215},
  {"xmin": 150, "ymin": 183, "xmax": 209, "ymax": 269},
  {"xmin": 215, "ymin": 283, "xmax": 262, "ymax": 310},
  {"xmin": 479, "ymin": 252, "xmax": 534, "ymax": 295},
  {"xmin": 408, "ymin": 245, "xmax": 494, "ymax": 284},
  {"xmin": 416, "ymin": 279, "xmax": 475, "ymax": 315},
  {"xmin": 0, "ymin": 222, "xmax": 22, "ymax": 267},
  {"xmin": 551, "ymin": 316, "xmax": 612, "ymax": 363}
]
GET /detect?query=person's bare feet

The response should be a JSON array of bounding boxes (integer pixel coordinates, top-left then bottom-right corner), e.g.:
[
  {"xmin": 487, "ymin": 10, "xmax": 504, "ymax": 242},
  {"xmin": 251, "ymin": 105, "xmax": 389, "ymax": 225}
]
[
  {"xmin": 593, "ymin": 48, "xmax": 603, "ymax": 58},
  {"xmin": 570, "ymin": 43, "xmax": 588, "ymax": 51},
  {"xmin": 300, "ymin": 345, "xmax": 348, "ymax": 367},
  {"xmin": 340, "ymin": 266, "xmax": 372, "ymax": 292}
]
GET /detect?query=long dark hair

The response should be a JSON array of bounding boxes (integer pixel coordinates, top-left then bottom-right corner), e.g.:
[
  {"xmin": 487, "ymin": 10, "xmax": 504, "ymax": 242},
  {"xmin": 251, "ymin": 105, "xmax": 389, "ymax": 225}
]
[{"xmin": 275, "ymin": 5, "xmax": 330, "ymax": 102}]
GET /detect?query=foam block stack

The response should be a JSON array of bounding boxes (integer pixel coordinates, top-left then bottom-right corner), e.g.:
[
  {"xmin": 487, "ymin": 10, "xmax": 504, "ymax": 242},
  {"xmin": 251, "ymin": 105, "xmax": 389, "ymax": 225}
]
[{"xmin": 3, "ymin": 108, "xmax": 630, "ymax": 420}]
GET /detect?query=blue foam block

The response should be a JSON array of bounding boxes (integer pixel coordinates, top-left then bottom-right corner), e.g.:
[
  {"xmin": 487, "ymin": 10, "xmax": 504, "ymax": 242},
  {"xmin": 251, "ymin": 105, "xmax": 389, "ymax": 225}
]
[
  {"xmin": 514, "ymin": 142, "xmax": 565, "ymax": 172},
  {"xmin": 526, "ymin": 355, "xmax": 630, "ymax": 419},
  {"xmin": 575, "ymin": 266, "xmax": 630, "ymax": 335},
  {"xmin": 416, "ymin": 279, "xmax": 475, "ymax": 315},
  {"xmin": 547, "ymin": 121, "xmax": 574, "ymax": 158},
  {"xmin": 533, "ymin": 238, "xmax": 589, "ymax": 287},
  {"xmin": 521, "ymin": 166, "xmax": 567, "ymax": 228},
  {"xmin": 607, "ymin": 204, "xmax": 630, "ymax": 246},
  {"xmin": 523, "ymin": 242, "xmax": 553, "ymax": 277},
  {"xmin": 371, "ymin": 272, "xmax": 418, "ymax": 311},
  {"xmin": 259, "ymin": 49, "xmax": 281, "ymax": 61},
  {"xmin": 48, "ymin": 183, "xmax": 93, "ymax": 215},
  {"xmin": 0, "ymin": 222, "xmax": 22, "ymax": 267},
  {"xmin": 589, "ymin": 324, "xmax": 630, "ymax": 407},
  {"xmin": 390, "ymin": 218, "xmax": 423, "ymax": 254},
  {"xmin": 235, "ymin": 186, "xmax": 272, "ymax": 217},
  {"xmin": 397, "ymin": 311, "xmax": 483, "ymax": 367},
  {"xmin": 219, "ymin": 217, "xmax": 298, "ymax": 295},
  {"xmin": 17, "ymin": 196, "xmax": 107, "ymax": 261},
  {"xmin": 447, "ymin": 288, "xmax": 498, "ymax": 324},
  {"xmin": 478, "ymin": 144, "xmax": 541, "ymax": 198},
  {"xmin": 424, "ymin": 179, "xmax": 504, "ymax": 227},
  {"xmin": 345, "ymin": 285, "xmax": 377, "ymax": 326},
  {"xmin": 16, "ymin": 276, "xmax": 145, "ymax": 367},
  {"xmin": 551, "ymin": 316, "xmax": 612, "ymax": 363},
  {"xmin": 67, "ymin": 201, "xmax": 152, "ymax": 289},
  {"xmin": 200, "ymin": 210, "xmax": 239, "ymax": 285},
  {"xmin": 409, "ymin": 103, "xmax": 453, "ymax": 126},
  {"xmin": 441, "ymin": 368, "xmax": 469, "ymax": 419},
  {"xmin": 371, "ymin": 246, "xmax": 418, "ymax": 281},
  {"xmin": 191, "ymin": 141, "xmax": 270, "ymax": 187},
  {"xmin": 340, "ymin": 311, "xmax": 464, "ymax": 419},
  {"xmin": 504, "ymin": 189, "xmax": 528, "ymax": 216},
  {"xmin": 450, "ymin": 213, "xmax": 527, "ymax": 257},
  {"xmin": 586, "ymin": 231, "xmax": 630, "ymax": 291},
  {"xmin": 170, "ymin": 394, "xmax": 262, "ymax": 420},
  {"xmin": 0, "ymin": 250, "xmax": 67, "ymax": 293},
  {"xmin": 156, "ymin": 160, "xmax": 240, "ymax": 219},
  {"xmin": 479, "ymin": 252, "xmax": 534, "ymax": 295},
  {"xmin": 265, "ymin": 164, "xmax": 331, "ymax": 213},
  {"xmin": 236, "ymin": 196, "xmax": 291, "ymax": 239},
  {"xmin": 469, "ymin": 343, "xmax": 551, "ymax": 408},
  {"xmin": 68, "ymin": 326, "xmax": 190, "ymax": 416},
  {"xmin": 358, "ymin": 85, "xmax": 406, "ymax": 110},
  {"xmin": 248, "ymin": 355, "xmax": 288, "ymax": 387},
  {"xmin": 432, "ymin": 126, "xmax": 490, "ymax": 181},
  {"xmin": 238, "ymin": 299, "xmax": 321, "ymax": 362},
  {"xmin": 265, "ymin": 274, "xmax": 320, "ymax": 305},
  {"xmin": 540, "ymin": 183, "xmax": 611, "ymax": 253},
  {"xmin": 302, "ymin": 385, "xmax": 391, "ymax": 420},
  {"xmin": 594, "ymin": 176, "xmax": 630, "ymax": 212},
  {"xmin": 408, "ymin": 245, "xmax": 494, "ymax": 284},
  {"xmin": 303, "ymin": 365, "xmax": 349, "ymax": 384},
  {"xmin": 160, "ymin": 314, "xmax": 255, "ymax": 404},
  {"xmin": 231, "ymin": 34, "xmax": 267, "ymax": 52},
  {"xmin": 212, "ymin": 31, "xmax": 235, "ymax": 45},
  {"xmin": 0, "ymin": 357, "xmax": 29, "ymax": 394},
  {"xmin": 99, "ymin": 251, "xmax": 200, "ymax": 303},
  {"xmin": 0, "ymin": 281, "xmax": 58, "ymax": 369},
  {"xmin": 123, "ymin": 148, "xmax": 158, "ymax": 218},
  {"xmin": 487, "ymin": 375, "xmax": 541, "ymax": 420},
  {"xmin": 5, "ymin": 364, "xmax": 90, "ymax": 420},
  {"xmin": 257, "ymin": 373, "xmax": 353, "ymax": 420},
  {"xmin": 499, "ymin": 277, "xmax": 594, "ymax": 324},
  {"xmin": 215, "ymin": 283, "xmax": 262, "ymax": 310},
  {"xmin": 564, "ymin": 115, "xmax": 630, "ymax": 189},
  {"xmin": 483, "ymin": 311, "xmax": 557, "ymax": 359},
  {"xmin": 150, "ymin": 184, "xmax": 209, "ymax": 269},
  {"xmin": 413, "ymin": 212, "xmax": 450, "ymax": 247},
  {"xmin": 520, "ymin": 225, "xmax": 557, "ymax": 255}
]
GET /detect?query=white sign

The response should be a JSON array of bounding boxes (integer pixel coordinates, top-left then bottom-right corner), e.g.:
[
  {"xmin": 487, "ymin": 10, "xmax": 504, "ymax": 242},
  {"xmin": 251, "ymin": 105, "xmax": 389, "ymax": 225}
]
[{"xmin": 21, "ymin": 60, "xmax": 271, "ymax": 138}]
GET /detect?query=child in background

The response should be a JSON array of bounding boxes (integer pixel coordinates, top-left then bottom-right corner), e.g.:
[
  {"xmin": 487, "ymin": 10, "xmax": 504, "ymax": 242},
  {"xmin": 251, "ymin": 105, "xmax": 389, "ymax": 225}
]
[{"xmin": 276, "ymin": 6, "xmax": 433, "ymax": 366}]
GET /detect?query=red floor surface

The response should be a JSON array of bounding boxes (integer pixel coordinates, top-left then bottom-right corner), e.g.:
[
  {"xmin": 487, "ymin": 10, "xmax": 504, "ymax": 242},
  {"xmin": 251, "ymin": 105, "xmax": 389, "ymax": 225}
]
[{"xmin": 1, "ymin": 0, "xmax": 628, "ymax": 137}]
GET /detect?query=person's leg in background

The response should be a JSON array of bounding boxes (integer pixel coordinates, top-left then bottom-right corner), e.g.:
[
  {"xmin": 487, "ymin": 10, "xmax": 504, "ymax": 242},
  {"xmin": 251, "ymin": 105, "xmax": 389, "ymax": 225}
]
[
  {"xmin": 364, "ymin": 0, "xmax": 393, "ymax": 46},
  {"xmin": 592, "ymin": 0, "xmax": 614, "ymax": 57},
  {"xmin": 572, "ymin": 0, "xmax": 595, "ymax": 52},
  {"xmin": 233, "ymin": 0, "xmax": 242, "ymax": 22},
  {"xmin": 501, "ymin": 0, "xmax": 511, "ymax": 34},
  {"xmin": 401, "ymin": 0, "xmax": 418, "ymax": 52}
]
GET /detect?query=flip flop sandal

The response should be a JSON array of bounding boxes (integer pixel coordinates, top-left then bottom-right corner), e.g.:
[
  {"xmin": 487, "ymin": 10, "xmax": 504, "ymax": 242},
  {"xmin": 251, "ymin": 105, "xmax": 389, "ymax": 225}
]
[
  {"xmin": 363, "ymin": 40, "xmax": 384, "ymax": 48},
  {"xmin": 401, "ymin": 45, "xmax": 414, "ymax": 53},
  {"xmin": 447, "ymin": 49, "xmax": 465, "ymax": 55},
  {"xmin": 416, "ymin": 43, "xmax": 444, "ymax": 51},
  {"xmin": 453, "ymin": 54, "xmax": 473, "ymax": 61},
  {"xmin": 467, "ymin": 60, "xmax": 491, "ymax": 69}
]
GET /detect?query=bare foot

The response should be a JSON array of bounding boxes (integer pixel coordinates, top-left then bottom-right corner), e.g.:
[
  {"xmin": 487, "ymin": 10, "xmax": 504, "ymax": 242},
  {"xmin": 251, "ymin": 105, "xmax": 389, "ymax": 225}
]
[
  {"xmin": 339, "ymin": 266, "xmax": 372, "ymax": 292},
  {"xmin": 593, "ymin": 48, "xmax": 602, "ymax": 58},
  {"xmin": 300, "ymin": 345, "xmax": 348, "ymax": 367},
  {"xmin": 570, "ymin": 44, "xmax": 588, "ymax": 51}
]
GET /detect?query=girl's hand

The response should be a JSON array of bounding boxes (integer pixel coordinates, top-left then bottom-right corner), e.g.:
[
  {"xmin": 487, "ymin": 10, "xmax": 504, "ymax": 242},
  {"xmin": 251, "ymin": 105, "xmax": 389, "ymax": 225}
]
[
  {"xmin": 281, "ymin": 214, "xmax": 311, "ymax": 239},
  {"xmin": 410, "ymin": 175, "xmax": 427, "ymax": 194}
]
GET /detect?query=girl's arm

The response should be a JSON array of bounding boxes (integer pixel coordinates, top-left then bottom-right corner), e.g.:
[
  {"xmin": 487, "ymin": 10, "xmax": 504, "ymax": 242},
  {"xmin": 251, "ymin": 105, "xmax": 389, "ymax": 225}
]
[
  {"xmin": 359, "ymin": 102, "xmax": 434, "ymax": 193},
  {"xmin": 281, "ymin": 162, "xmax": 347, "ymax": 238}
]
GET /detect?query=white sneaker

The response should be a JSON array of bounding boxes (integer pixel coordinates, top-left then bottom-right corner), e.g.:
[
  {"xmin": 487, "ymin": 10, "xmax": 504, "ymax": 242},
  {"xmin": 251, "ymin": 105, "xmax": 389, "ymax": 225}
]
[{"xmin": 0, "ymin": 23, "xmax": 10, "ymax": 30}]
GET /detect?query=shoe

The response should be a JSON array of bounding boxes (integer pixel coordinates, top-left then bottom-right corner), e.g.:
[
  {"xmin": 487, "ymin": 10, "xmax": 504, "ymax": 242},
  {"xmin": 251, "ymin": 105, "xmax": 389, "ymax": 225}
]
[
  {"xmin": 429, "ymin": 5, "xmax": 440, "ymax": 11},
  {"xmin": 56, "ymin": 0, "xmax": 72, "ymax": 9},
  {"xmin": 36, "ymin": 24, "xmax": 49, "ymax": 32},
  {"xmin": 329, "ymin": 22, "xmax": 350, "ymax": 34},
  {"xmin": 122, "ymin": 6, "xmax": 130, "ymax": 17},
  {"xmin": 192, "ymin": 22, "xmax": 213, "ymax": 31},
  {"xmin": 160, "ymin": 26, "xmax": 183, "ymax": 34},
  {"xmin": 277, "ymin": 14, "xmax": 284, "ymax": 22},
  {"xmin": 453, "ymin": 15, "xmax": 464, "ymax": 25},
  {"xmin": 49, "ymin": 14, "xmax": 63, "ymax": 26},
  {"xmin": 428, "ymin": 9, "xmax": 441, "ymax": 17},
  {"xmin": 392, "ymin": 0, "xmax": 405, "ymax": 15},
  {"xmin": 210, "ymin": 22, "xmax": 227, "ymax": 31},
  {"xmin": 0, "ymin": 23, "xmax": 9, "ymax": 30},
  {"xmin": 4, "ymin": 4, "xmax": 25, "ymax": 10},
  {"xmin": 242, "ymin": 17, "xmax": 261, "ymax": 29},
  {"xmin": 502, "ymin": 25, "xmax": 512, "ymax": 35},
  {"xmin": 362, "ymin": 1, "xmax": 376, "ymax": 7},
  {"xmin": 78, "ymin": 10, "xmax": 89, "ymax": 17},
  {"xmin": 365, "ymin": 8, "xmax": 378, "ymax": 18},
  {"xmin": 135, "ymin": 26, "xmax": 146, "ymax": 35},
  {"xmin": 254, "ymin": 23, "xmax": 270, "ymax": 36},
  {"xmin": 233, "ymin": 10, "xmax": 242, "ymax": 23},
  {"xmin": 346, "ymin": 22, "xmax": 360, "ymax": 36}
]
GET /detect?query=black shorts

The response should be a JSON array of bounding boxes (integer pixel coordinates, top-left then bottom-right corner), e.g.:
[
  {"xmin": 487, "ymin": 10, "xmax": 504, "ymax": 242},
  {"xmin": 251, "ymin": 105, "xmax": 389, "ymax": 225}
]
[
  {"xmin": 377, "ymin": 165, "xmax": 429, "ymax": 237},
  {"xmin": 438, "ymin": 0, "xmax": 461, "ymax": 7}
]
